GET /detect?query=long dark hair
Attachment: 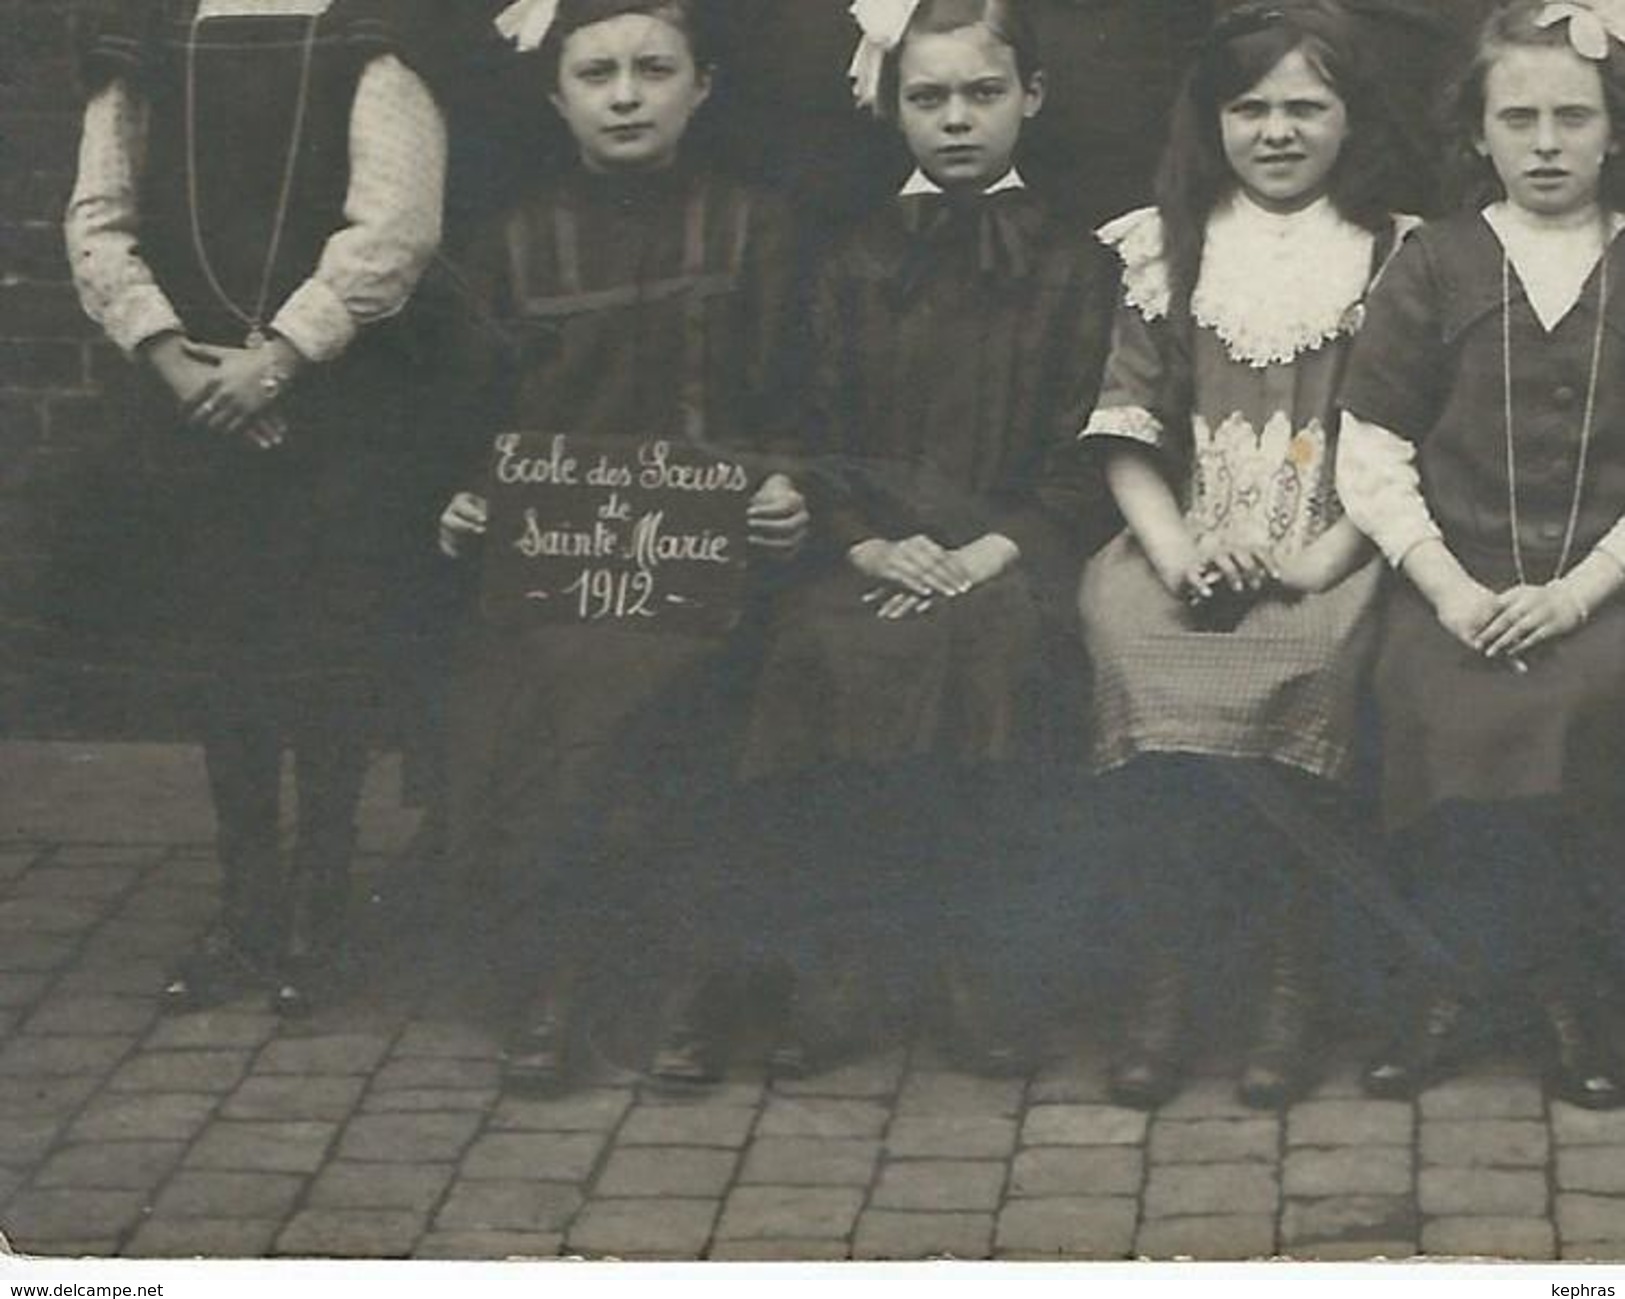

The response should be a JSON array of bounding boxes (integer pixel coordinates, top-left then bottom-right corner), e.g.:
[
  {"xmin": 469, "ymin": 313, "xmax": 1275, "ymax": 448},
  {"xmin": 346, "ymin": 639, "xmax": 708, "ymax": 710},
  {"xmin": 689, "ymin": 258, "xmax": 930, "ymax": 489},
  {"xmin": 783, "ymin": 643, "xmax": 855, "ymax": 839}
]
[
  {"xmin": 1156, "ymin": 0, "xmax": 1396, "ymax": 316},
  {"xmin": 1442, "ymin": 0, "xmax": 1625, "ymax": 212},
  {"xmin": 879, "ymin": 0, "xmax": 1043, "ymax": 122}
]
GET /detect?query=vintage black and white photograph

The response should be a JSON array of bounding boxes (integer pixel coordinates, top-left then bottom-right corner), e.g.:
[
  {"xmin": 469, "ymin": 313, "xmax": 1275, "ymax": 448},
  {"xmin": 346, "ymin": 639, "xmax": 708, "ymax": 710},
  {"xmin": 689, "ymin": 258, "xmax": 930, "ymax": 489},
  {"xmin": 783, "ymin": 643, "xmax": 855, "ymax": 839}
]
[{"xmin": 4, "ymin": 0, "xmax": 1625, "ymax": 1273}]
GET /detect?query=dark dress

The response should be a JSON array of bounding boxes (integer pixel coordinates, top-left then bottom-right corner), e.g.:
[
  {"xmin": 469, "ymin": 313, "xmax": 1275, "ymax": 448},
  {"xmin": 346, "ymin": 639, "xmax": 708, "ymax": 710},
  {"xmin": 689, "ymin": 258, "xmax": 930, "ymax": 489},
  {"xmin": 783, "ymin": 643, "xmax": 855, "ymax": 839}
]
[
  {"xmin": 1340, "ymin": 213, "xmax": 1625, "ymax": 830},
  {"xmin": 442, "ymin": 166, "xmax": 798, "ymax": 939},
  {"xmin": 740, "ymin": 188, "xmax": 1116, "ymax": 780},
  {"xmin": 70, "ymin": 0, "xmax": 439, "ymax": 692}
]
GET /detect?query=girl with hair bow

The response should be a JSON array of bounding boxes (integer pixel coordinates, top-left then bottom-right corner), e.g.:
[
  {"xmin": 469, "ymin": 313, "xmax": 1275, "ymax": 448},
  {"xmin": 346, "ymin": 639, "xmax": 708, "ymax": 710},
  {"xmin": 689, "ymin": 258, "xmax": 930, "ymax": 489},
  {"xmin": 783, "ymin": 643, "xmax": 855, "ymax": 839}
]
[
  {"xmin": 434, "ymin": 0, "xmax": 809, "ymax": 1095},
  {"xmin": 738, "ymin": 0, "xmax": 1116, "ymax": 1076},
  {"xmin": 1338, "ymin": 0, "xmax": 1625, "ymax": 1109}
]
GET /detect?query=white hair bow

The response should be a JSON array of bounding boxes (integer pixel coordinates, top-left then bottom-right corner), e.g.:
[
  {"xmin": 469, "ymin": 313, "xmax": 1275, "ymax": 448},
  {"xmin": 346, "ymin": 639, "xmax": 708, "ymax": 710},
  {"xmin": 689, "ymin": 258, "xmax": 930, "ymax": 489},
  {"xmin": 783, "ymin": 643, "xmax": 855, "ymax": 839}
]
[
  {"xmin": 495, "ymin": 0, "xmax": 561, "ymax": 52},
  {"xmin": 1537, "ymin": 0, "xmax": 1625, "ymax": 60},
  {"xmin": 848, "ymin": 0, "xmax": 923, "ymax": 113}
]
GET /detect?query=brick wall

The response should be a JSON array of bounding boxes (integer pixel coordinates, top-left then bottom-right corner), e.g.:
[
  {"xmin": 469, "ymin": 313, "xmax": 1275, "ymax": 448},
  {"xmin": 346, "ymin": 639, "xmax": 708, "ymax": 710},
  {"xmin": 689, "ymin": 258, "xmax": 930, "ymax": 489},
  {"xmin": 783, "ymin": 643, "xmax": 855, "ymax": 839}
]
[{"xmin": 0, "ymin": 0, "xmax": 117, "ymax": 734}]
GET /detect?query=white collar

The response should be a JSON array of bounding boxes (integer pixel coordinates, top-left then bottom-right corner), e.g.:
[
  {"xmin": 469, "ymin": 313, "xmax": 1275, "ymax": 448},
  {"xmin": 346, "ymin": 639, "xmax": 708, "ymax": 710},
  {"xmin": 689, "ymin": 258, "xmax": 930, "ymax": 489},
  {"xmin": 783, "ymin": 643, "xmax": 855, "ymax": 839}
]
[
  {"xmin": 1483, "ymin": 203, "xmax": 1625, "ymax": 333},
  {"xmin": 899, "ymin": 168, "xmax": 1026, "ymax": 198},
  {"xmin": 1188, "ymin": 193, "xmax": 1376, "ymax": 368}
]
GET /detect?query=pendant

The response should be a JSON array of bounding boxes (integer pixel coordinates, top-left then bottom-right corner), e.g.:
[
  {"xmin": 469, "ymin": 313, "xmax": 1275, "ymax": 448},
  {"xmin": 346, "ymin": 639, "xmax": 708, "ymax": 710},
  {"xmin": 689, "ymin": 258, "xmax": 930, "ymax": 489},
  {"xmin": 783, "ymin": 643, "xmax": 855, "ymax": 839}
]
[{"xmin": 245, "ymin": 327, "xmax": 267, "ymax": 349}]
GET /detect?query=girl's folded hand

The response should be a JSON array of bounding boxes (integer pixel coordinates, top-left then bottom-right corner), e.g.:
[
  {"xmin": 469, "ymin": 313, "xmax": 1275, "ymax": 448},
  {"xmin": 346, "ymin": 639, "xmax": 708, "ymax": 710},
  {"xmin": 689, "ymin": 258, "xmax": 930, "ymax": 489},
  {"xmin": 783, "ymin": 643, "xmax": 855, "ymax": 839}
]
[
  {"xmin": 861, "ymin": 586, "xmax": 937, "ymax": 620},
  {"xmin": 1431, "ymin": 574, "xmax": 1499, "ymax": 650},
  {"xmin": 849, "ymin": 535, "xmax": 972, "ymax": 598},
  {"xmin": 439, "ymin": 492, "xmax": 489, "ymax": 558},
  {"xmin": 142, "ymin": 332, "xmax": 218, "ymax": 411},
  {"xmin": 1476, "ymin": 583, "xmax": 1587, "ymax": 660},
  {"xmin": 746, "ymin": 473, "xmax": 809, "ymax": 553},
  {"xmin": 948, "ymin": 534, "xmax": 1020, "ymax": 591},
  {"xmin": 182, "ymin": 341, "xmax": 300, "ymax": 441},
  {"xmin": 1196, "ymin": 540, "xmax": 1278, "ymax": 593}
]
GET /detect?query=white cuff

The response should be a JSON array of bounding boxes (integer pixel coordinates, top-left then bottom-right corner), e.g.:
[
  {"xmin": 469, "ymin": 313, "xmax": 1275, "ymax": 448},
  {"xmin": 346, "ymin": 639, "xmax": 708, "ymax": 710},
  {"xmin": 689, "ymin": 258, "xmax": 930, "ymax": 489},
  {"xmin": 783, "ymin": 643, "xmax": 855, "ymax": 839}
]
[
  {"xmin": 105, "ymin": 285, "xmax": 185, "ymax": 357},
  {"xmin": 1383, "ymin": 523, "xmax": 1445, "ymax": 571},
  {"xmin": 1080, "ymin": 405, "xmax": 1163, "ymax": 450},
  {"xmin": 271, "ymin": 278, "xmax": 357, "ymax": 363}
]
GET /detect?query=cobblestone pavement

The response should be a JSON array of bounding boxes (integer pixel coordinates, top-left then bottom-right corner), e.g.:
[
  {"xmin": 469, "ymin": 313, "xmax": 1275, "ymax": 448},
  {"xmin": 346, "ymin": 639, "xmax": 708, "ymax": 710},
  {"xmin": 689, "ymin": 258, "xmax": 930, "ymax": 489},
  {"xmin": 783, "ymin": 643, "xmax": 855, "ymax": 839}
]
[{"xmin": 4, "ymin": 743, "xmax": 1625, "ymax": 1263}]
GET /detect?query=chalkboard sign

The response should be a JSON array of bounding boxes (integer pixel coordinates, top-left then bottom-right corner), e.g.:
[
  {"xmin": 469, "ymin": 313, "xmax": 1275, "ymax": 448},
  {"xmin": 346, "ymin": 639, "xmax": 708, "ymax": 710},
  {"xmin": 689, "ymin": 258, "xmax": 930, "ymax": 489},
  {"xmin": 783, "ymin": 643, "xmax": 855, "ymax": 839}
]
[{"xmin": 480, "ymin": 431, "xmax": 753, "ymax": 635}]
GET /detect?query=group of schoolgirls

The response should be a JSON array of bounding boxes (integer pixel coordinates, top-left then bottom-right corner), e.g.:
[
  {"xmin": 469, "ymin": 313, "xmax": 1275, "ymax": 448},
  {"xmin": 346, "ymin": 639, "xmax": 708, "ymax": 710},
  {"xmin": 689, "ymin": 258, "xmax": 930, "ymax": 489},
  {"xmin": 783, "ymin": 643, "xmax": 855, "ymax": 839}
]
[{"xmin": 64, "ymin": 0, "xmax": 1625, "ymax": 1114}]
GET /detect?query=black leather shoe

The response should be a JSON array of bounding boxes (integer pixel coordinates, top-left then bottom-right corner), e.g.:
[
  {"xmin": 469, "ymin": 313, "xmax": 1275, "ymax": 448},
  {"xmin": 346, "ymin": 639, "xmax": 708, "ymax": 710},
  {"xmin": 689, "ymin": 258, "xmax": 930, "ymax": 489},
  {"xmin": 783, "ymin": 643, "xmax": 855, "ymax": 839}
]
[
  {"xmin": 503, "ymin": 989, "xmax": 576, "ymax": 1097},
  {"xmin": 271, "ymin": 867, "xmax": 351, "ymax": 1016},
  {"xmin": 769, "ymin": 963, "xmax": 869, "ymax": 1082},
  {"xmin": 1108, "ymin": 962, "xmax": 1188, "ymax": 1110},
  {"xmin": 270, "ymin": 945, "xmax": 353, "ymax": 1018},
  {"xmin": 1238, "ymin": 947, "xmax": 1317, "ymax": 1109},
  {"xmin": 940, "ymin": 962, "xmax": 1039, "ymax": 1078},
  {"xmin": 1361, "ymin": 994, "xmax": 1467, "ymax": 1100},
  {"xmin": 161, "ymin": 927, "xmax": 278, "ymax": 1013},
  {"xmin": 649, "ymin": 974, "xmax": 736, "ymax": 1091},
  {"xmin": 1543, "ymin": 995, "xmax": 1625, "ymax": 1111},
  {"xmin": 1108, "ymin": 1051, "xmax": 1185, "ymax": 1110}
]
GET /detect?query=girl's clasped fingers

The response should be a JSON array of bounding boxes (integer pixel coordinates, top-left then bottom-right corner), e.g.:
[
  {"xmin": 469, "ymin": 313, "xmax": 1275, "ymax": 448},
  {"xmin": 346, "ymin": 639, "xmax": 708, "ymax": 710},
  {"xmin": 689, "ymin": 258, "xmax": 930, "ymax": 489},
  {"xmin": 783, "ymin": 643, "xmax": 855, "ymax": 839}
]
[
  {"xmin": 746, "ymin": 475, "xmax": 809, "ymax": 550},
  {"xmin": 1479, "ymin": 586, "xmax": 1580, "ymax": 658},
  {"xmin": 1475, "ymin": 587, "xmax": 1532, "ymax": 655},
  {"xmin": 1209, "ymin": 545, "xmax": 1275, "ymax": 592},
  {"xmin": 180, "ymin": 340, "xmax": 230, "ymax": 368},
  {"xmin": 189, "ymin": 382, "xmax": 250, "ymax": 435},
  {"xmin": 243, "ymin": 414, "xmax": 287, "ymax": 451},
  {"xmin": 879, "ymin": 590, "xmax": 933, "ymax": 620},
  {"xmin": 438, "ymin": 493, "xmax": 489, "ymax": 557},
  {"xmin": 897, "ymin": 535, "xmax": 971, "ymax": 596},
  {"xmin": 875, "ymin": 550, "xmax": 937, "ymax": 597},
  {"xmin": 747, "ymin": 517, "xmax": 809, "ymax": 550},
  {"xmin": 1180, "ymin": 559, "xmax": 1216, "ymax": 602},
  {"xmin": 861, "ymin": 586, "xmax": 933, "ymax": 619},
  {"xmin": 186, "ymin": 348, "xmax": 280, "ymax": 434}
]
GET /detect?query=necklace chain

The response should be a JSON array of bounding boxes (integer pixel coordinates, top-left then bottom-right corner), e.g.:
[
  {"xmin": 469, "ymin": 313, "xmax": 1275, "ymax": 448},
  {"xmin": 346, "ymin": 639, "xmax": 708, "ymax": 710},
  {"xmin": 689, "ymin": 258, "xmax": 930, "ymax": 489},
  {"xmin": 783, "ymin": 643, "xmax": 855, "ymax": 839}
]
[
  {"xmin": 1501, "ymin": 238, "xmax": 1609, "ymax": 586},
  {"xmin": 184, "ymin": 10, "xmax": 320, "ymax": 347}
]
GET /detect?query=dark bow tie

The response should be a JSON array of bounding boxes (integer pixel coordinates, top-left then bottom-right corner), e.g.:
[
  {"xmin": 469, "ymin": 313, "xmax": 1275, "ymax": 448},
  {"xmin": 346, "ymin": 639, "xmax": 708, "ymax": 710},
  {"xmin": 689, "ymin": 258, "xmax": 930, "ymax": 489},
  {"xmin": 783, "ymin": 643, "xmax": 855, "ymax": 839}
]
[{"xmin": 893, "ymin": 189, "xmax": 1035, "ymax": 298}]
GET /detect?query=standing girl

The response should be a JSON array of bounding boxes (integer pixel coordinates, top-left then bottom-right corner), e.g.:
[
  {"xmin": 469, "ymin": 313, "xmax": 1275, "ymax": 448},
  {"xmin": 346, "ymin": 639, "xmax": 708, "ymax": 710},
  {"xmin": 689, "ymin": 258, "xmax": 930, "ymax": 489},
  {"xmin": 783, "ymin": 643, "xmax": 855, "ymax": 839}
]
[
  {"xmin": 65, "ymin": 0, "xmax": 446, "ymax": 1013},
  {"xmin": 1338, "ymin": 0, "xmax": 1625, "ymax": 1108},
  {"xmin": 737, "ymin": 0, "xmax": 1115, "ymax": 1075},
  {"xmin": 436, "ymin": 0, "xmax": 807, "ymax": 1094},
  {"xmin": 1078, "ymin": 0, "xmax": 1404, "ymax": 1108}
]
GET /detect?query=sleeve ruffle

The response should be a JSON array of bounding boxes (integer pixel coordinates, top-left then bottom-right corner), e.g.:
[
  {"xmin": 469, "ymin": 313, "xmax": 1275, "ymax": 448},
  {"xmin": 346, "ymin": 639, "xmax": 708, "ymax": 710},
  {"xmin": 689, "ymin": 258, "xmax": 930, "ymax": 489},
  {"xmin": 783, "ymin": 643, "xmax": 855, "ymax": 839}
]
[{"xmin": 1095, "ymin": 205, "xmax": 1169, "ymax": 323}]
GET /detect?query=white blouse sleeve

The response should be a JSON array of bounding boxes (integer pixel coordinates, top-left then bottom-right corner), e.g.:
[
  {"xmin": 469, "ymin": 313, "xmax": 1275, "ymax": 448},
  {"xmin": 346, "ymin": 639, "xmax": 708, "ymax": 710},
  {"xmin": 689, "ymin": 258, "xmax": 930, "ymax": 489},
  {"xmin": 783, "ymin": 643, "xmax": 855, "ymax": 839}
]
[
  {"xmin": 270, "ymin": 54, "xmax": 447, "ymax": 363},
  {"xmin": 64, "ymin": 81, "xmax": 186, "ymax": 357},
  {"xmin": 1335, "ymin": 411, "xmax": 1443, "ymax": 568}
]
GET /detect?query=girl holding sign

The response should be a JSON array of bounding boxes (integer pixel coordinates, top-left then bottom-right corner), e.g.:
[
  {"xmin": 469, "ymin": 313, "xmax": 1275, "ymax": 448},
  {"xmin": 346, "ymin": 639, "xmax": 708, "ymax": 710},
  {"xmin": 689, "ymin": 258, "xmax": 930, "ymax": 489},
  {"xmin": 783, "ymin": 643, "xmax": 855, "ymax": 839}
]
[
  {"xmin": 65, "ymin": 0, "xmax": 446, "ymax": 1014},
  {"xmin": 436, "ymin": 0, "xmax": 807, "ymax": 1095},
  {"xmin": 736, "ymin": 0, "xmax": 1116, "ymax": 1076},
  {"xmin": 1338, "ymin": 0, "xmax": 1625, "ymax": 1107}
]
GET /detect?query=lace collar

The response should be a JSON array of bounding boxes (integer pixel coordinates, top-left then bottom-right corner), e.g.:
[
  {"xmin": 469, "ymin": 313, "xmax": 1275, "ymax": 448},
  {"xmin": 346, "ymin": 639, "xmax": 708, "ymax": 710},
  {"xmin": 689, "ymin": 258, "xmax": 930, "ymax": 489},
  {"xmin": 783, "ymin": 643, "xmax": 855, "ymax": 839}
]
[{"xmin": 1099, "ymin": 195, "xmax": 1379, "ymax": 368}]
